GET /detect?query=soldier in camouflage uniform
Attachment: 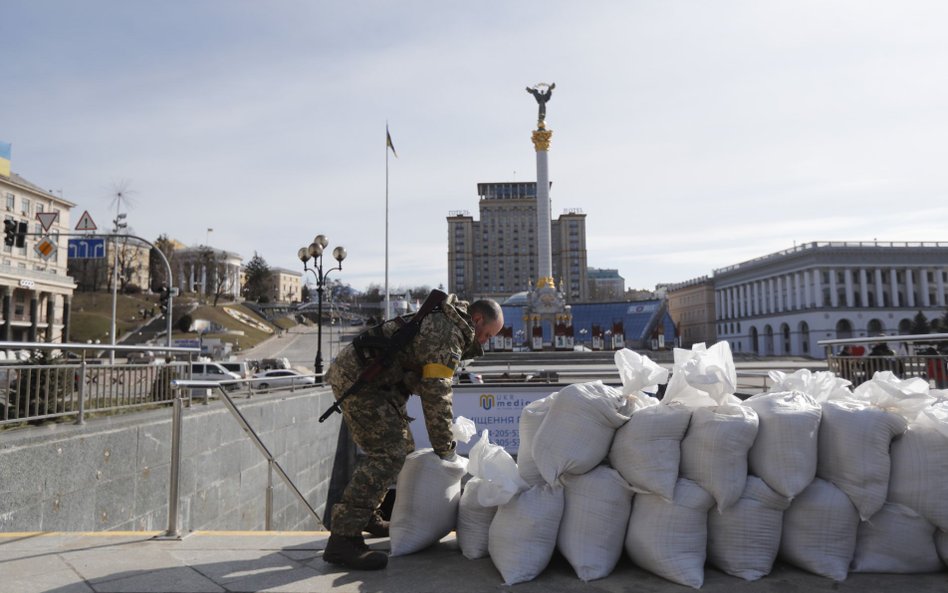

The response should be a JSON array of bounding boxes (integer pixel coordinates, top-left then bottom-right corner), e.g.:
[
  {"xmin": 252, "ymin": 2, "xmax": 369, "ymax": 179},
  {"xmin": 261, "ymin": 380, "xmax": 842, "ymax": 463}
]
[{"xmin": 322, "ymin": 294, "xmax": 504, "ymax": 570}]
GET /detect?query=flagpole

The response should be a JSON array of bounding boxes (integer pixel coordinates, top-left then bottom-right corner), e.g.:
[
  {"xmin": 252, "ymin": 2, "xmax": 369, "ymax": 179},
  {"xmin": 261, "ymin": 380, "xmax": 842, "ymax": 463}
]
[{"xmin": 384, "ymin": 123, "xmax": 390, "ymax": 321}]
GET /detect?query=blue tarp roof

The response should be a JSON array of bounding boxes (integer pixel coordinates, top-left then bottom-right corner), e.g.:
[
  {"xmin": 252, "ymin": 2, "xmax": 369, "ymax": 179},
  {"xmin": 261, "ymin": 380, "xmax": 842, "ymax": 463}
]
[{"xmin": 500, "ymin": 300, "xmax": 676, "ymax": 345}]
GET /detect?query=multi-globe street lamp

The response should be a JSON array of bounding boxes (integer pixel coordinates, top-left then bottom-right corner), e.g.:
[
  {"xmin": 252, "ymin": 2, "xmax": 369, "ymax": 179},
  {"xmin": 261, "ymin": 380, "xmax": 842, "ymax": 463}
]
[{"xmin": 298, "ymin": 234, "xmax": 346, "ymax": 383}]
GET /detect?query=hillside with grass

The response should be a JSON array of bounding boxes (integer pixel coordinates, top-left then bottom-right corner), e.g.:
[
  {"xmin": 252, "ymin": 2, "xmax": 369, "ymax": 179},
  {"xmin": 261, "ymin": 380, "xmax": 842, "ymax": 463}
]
[{"xmin": 69, "ymin": 292, "xmax": 299, "ymax": 350}]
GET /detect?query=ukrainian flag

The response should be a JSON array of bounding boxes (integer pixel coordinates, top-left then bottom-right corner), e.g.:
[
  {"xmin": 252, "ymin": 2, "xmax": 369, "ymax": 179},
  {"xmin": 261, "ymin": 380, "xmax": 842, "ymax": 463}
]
[{"xmin": 0, "ymin": 142, "xmax": 10, "ymax": 177}]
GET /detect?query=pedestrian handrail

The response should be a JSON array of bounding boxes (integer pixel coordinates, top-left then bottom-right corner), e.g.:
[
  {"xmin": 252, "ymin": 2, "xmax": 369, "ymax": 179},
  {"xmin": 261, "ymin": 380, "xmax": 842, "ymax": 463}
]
[
  {"xmin": 163, "ymin": 380, "xmax": 325, "ymax": 538},
  {"xmin": 0, "ymin": 341, "xmax": 199, "ymax": 427},
  {"xmin": 818, "ymin": 333, "xmax": 948, "ymax": 388}
]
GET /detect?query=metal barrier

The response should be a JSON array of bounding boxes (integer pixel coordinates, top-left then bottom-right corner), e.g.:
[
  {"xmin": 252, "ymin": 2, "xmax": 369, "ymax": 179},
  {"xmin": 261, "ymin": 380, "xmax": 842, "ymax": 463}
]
[
  {"xmin": 819, "ymin": 333, "xmax": 948, "ymax": 388},
  {"xmin": 164, "ymin": 380, "xmax": 325, "ymax": 538},
  {"xmin": 0, "ymin": 341, "xmax": 199, "ymax": 427}
]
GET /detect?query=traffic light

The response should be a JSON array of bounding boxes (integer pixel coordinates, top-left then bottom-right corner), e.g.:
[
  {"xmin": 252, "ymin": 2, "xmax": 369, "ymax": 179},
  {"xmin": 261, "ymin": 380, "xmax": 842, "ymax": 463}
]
[
  {"xmin": 159, "ymin": 287, "xmax": 170, "ymax": 314},
  {"xmin": 15, "ymin": 222, "xmax": 26, "ymax": 247},
  {"xmin": 3, "ymin": 220, "xmax": 15, "ymax": 247}
]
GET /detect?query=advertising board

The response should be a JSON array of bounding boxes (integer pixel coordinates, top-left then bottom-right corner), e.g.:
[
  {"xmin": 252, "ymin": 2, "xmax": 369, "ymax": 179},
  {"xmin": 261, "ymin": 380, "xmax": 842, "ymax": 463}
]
[{"xmin": 406, "ymin": 384, "xmax": 557, "ymax": 454}]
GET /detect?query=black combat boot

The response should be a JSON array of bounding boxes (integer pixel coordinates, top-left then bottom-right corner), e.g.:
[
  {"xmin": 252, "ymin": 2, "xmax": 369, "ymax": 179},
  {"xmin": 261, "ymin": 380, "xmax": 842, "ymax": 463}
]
[
  {"xmin": 323, "ymin": 534, "xmax": 388, "ymax": 570},
  {"xmin": 363, "ymin": 511, "xmax": 390, "ymax": 538}
]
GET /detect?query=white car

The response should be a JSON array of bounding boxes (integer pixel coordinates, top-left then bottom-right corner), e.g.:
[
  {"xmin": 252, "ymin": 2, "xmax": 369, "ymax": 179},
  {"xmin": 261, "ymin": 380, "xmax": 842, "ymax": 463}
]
[
  {"xmin": 252, "ymin": 369, "xmax": 317, "ymax": 390},
  {"xmin": 191, "ymin": 362, "xmax": 242, "ymax": 391}
]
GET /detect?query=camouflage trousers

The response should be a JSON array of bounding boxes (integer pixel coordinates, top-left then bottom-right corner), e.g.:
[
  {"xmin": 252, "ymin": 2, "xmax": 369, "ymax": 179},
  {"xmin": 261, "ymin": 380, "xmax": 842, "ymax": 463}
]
[{"xmin": 330, "ymin": 385, "xmax": 415, "ymax": 536}]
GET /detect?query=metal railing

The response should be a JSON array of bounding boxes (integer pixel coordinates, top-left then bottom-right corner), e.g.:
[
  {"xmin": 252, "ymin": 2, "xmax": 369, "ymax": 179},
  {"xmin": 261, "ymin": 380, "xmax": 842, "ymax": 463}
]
[
  {"xmin": 163, "ymin": 380, "xmax": 325, "ymax": 538},
  {"xmin": 819, "ymin": 333, "xmax": 948, "ymax": 388},
  {"xmin": 0, "ymin": 341, "xmax": 200, "ymax": 427}
]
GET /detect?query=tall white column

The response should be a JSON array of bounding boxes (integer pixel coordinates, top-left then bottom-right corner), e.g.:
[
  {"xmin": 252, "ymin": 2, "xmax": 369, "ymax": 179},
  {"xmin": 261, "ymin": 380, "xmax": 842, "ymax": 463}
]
[
  {"xmin": 859, "ymin": 268, "xmax": 869, "ymax": 308},
  {"xmin": 843, "ymin": 268, "xmax": 854, "ymax": 307},
  {"xmin": 768, "ymin": 278, "xmax": 776, "ymax": 312},
  {"xmin": 814, "ymin": 270, "xmax": 824, "ymax": 307},
  {"xmin": 906, "ymin": 269, "xmax": 916, "ymax": 307},
  {"xmin": 752, "ymin": 282, "xmax": 759, "ymax": 315},
  {"xmin": 890, "ymin": 268, "xmax": 900, "ymax": 307},
  {"xmin": 920, "ymin": 269, "xmax": 931, "ymax": 307},
  {"xmin": 776, "ymin": 277, "xmax": 784, "ymax": 312},
  {"xmin": 937, "ymin": 268, "xmax": 946, "ymax": 307},
  {"xmin": 802, "ymin": 270, "xmax": 811, "ymax": 308},
  {"xmin": 829, "ymin": 269, "xmax": 838, "ymax": 307},
  {"xmin": 532, "ymin": 127, "xmax": 553, "ymax": 286},
  {"xmin": 875, "ymin": 268, "xmax": 885, "ymax": 307}
]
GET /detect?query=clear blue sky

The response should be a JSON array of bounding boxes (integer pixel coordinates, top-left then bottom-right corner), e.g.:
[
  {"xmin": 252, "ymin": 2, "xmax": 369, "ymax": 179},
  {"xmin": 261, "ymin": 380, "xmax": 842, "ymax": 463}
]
[{"xmin": 3, "ymin": 1, "xmax": 947, "ymax": 292}]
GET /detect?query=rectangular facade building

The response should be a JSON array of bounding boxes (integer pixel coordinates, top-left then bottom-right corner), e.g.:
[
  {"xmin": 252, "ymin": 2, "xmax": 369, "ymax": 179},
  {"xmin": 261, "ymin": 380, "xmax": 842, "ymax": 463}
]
[
  {"xmin": 713, "ymin": 241, "xmax": 948, "ymax": 358},
  {"xmin": 447, "ymin": 182, "xmax": 588, "ymax": 302}
]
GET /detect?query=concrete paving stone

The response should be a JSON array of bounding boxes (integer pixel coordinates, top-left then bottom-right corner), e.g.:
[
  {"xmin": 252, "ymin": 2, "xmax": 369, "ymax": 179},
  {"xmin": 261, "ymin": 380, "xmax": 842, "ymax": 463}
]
[
  {"xmin": 172, "ymin": 548, "xmax": 325, "ymax": 592},
  {"xmin": 1, "ymin": 531, "xmax": 944, "ymax": 593}
]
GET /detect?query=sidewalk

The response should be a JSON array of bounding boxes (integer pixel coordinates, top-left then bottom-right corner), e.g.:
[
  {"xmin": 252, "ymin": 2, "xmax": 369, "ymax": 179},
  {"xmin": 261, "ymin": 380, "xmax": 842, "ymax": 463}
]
[{"xmin": 1, "ymin": 531, "xmax": 944, "ymax": 593}]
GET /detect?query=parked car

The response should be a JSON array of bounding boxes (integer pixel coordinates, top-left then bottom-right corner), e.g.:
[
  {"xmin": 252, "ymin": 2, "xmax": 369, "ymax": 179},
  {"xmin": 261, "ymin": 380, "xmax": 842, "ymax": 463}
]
[
  {"xmin": 190, "ymin": 362, "xmax": 242, "ymax": 391},
  {"xmin": 219, "ymin": 361, "xmax": 252, "ymax": 380},
  {"xmin": 252, "ymin": 369, "xmax": 316, "ymax": 390}
]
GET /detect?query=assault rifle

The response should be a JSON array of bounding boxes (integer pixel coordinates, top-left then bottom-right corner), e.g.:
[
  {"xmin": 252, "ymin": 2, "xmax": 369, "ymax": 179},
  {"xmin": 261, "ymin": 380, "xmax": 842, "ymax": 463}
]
[{"xmin": 318, "ymin": 289, "xmax": 448, "ymax": 422}]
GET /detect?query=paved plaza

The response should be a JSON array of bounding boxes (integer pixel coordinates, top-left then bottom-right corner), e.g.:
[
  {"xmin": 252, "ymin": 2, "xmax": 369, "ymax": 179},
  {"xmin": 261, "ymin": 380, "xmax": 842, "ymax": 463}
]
[{"xmin": 1, "ymin": 531, "xmax": 944, "ymax": 593}]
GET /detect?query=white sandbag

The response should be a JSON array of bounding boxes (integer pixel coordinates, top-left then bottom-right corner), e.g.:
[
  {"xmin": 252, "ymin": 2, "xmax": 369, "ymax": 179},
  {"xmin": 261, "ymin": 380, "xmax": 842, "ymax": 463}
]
[
  {"xmin": 937, "ymin": 529, "xmax": 948, "ymax": 568},
  {"xmin": 517, "ymin": 393, "xmax": 556, "ymax": 486},
  {"xmin": 744, "ymin": 391, "xmax": 822, "ymax": 498},
  {"xmin": 888, "ymin": 402, "xmax": 948, "ymax": 530},
  {"xmin": 707, "ymin": 476, "xmax": 791, "ymax": 581},
  {"xmin": 389, "ymin": 449, "xmax": 467, "ymax": 557},
  {"xmin": 468, "ymin": 430, "xmax": 528, "ymax": 506},
  {"xmin": 852, "ymin": 371, "xmax": 935, "ymax": 421},
  {"xmin": 615, "ymin": 348, "xmax": 668, "ymax": 396},
  {"xmin": 850, "ymin": 502, "xmax": 943, "ymax": 573},
  {"xmin": 558, "ymin": 466, "xmax": 635, "ymax": 582},
  {"xmin": 532, "ymin": 381, "xmax": 630, "ymax": 485},
  {"xmin": 767, "ymin": 368, "xmax": 853, "ymax": 403},
  {"xmin": 680, "ymin": 403, "xmax": 758, "ymax": 511},
  {"xmin": 664, "ymin": 341, "xmax": 739, "ymax": 407},
  {"xmin": 625, "ymin": 478, "xmax": 714, "ymax": 589},
  {"xmin": 817, "ymin": 400, "xmax": 907, "ymax": 520},
  {"xmin": 457, "ymin": 478, "xmax": 497, "ymax": 560},
  {"xmin": 488, "ymin": 483, "xmax": 564, "ymax": 585},
  {"xmin": 608, "ymin": 402, "xmax": 692, "ymax": 500},
  {"xmin": 780, "ymin": 478, "xmax": 859, "ymax": 581}
]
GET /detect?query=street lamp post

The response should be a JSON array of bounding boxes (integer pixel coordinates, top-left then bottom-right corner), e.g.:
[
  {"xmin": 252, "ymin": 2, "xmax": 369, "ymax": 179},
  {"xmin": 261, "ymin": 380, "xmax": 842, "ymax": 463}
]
[{"xmin": 298, "ymin": 234, "xmax": 346, "ymax": 384}]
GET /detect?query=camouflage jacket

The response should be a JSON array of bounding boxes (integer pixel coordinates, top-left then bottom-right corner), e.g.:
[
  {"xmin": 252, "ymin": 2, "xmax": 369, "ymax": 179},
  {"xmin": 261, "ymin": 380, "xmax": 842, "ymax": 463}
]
[{"xmin": 327, "ymin": 294, "xmax": 480, "ymax": 456}]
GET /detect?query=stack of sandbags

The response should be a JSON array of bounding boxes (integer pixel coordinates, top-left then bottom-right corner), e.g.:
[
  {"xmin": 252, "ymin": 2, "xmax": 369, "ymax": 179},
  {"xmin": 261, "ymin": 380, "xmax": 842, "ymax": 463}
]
[
  {"xmin": 707, "ymin": 476, "xmax": 791, "ymax": 581},
  {"xmin": 516, "ymin": 393, "xmax": 557, "ymax": 487},
  {"xmin": 488, "ymin": 483, "xmax": 564, "ymax": 585},
  {"xmin": 888, "ymin": 401, "xmax": 948, "ymax": 532},
  {"xmin": 531, "ymin": 381, "xmax": 631, "ymax": 484},
  {"xmin": 680, "ymin": 403, "xmax": 758, "ymax": 512},
  {"xmin": 850, "ymin": 502, "xmax": 943, "ymax": 573},
  {"xmin": 389, "ymin": 449, "xmax": 468, "ymax": 556},
  {"xmin": 609, "ymin": 401, "xmax": 691, "ymax": 500},
  {"xmin": 457, "ymin": 430, "xmax": 527, "ymax": 559},
  {"xmin": 661, "ymin": 342, "xmax": 759, "ymax": 512},
  {"xmin": 818, "ymin": 372, "xmax": 932, "ymax": 520},
  {"xmin": 557, "ymin": 465, "xmax": 634, "ymax": 582},
  {"xmin": 743, "ymin": 390, "xmax": 822, "ymax": 499},
  {"xmin": 780, "ymin": 477, "xmax": 861, "ymax": 581},
  {"xmin": 625, "ymin": 478, "xmax": 715, "ymax": 589}
]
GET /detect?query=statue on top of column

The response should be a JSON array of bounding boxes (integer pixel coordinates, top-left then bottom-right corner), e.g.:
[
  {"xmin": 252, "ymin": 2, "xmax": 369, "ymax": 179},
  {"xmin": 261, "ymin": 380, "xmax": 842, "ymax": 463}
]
[{"xmin": 526, "ymin": 82, "xmax": 555, "ymax": 127}]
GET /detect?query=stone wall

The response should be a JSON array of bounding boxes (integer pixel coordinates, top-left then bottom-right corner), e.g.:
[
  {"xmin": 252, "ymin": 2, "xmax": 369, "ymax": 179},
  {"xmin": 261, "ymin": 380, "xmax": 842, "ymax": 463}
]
[{"xmin": 0, "ymin": 387, "xmax": 341, "ymax": 532}]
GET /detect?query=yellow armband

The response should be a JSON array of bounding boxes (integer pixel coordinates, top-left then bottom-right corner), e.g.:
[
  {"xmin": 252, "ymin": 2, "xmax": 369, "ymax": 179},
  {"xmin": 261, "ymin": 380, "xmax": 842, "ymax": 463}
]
[{"xmin": 422, "ymin": 363, "xmax": 455, "ymax": 379}]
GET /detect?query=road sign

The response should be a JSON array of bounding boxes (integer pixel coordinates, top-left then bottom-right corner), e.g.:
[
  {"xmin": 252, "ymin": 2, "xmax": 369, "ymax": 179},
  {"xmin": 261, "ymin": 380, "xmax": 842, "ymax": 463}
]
[
  {"xmin": 67, "ymin": 237, "xmax": 106, "ymax": 259},
  {"xmin": 35, "ymin": 237, "xmax": 57, "ymax": 260},
  {"xmin": 36, "ymin": 211, "xmax": 59, "ymax": 232},
  {"xmin": 75, "ymin": 210, "xmax": 97, "ymax": 231}
]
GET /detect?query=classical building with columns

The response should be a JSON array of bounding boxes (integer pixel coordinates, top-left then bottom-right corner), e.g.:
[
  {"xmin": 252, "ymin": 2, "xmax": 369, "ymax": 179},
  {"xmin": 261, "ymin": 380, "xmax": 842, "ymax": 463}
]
[
  {"xmin": 713, "ymin": 242, "xmax": 948, "ymax": 358},
  {"xmin": 173, "ymin": 246, "xmax": 243, "ymax": 300},
  {"xmin": 1, "ymin": 172, "xmax": 75, "ymax": 343}
]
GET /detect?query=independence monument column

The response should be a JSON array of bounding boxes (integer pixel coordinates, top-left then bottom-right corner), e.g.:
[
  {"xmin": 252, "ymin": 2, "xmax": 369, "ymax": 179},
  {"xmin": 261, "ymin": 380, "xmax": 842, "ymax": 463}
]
[
  {"xmin": 524, "ymin": 82, "xmax": 570, "ymax": 350},
  {"xmin": 527, "ymin": 82, "xmax": 555, "ymax": 289}
]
